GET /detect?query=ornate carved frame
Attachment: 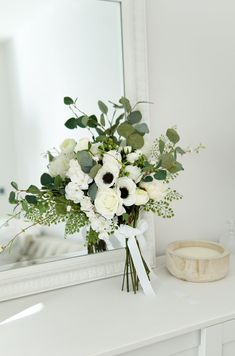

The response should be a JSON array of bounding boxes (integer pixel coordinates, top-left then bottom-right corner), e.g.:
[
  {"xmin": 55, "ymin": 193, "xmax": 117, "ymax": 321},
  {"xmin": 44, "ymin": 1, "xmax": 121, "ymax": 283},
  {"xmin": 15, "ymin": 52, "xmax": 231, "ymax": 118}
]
[{"xmin": 0, "ymin": 0, "xmax": 156, "ymax": 302}]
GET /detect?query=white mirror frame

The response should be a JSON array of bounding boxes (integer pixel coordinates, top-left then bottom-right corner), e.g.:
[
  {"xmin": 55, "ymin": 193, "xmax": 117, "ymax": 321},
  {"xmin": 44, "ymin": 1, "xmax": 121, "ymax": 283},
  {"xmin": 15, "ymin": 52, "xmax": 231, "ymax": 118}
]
[{"xmin": 0, "ymin": 0, "xmax": 156, "ymax": 302}]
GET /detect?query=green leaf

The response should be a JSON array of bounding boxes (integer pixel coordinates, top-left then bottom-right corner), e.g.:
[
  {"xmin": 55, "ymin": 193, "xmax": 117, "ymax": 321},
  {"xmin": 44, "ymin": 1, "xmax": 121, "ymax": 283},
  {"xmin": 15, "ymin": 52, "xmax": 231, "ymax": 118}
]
[
  {"xmin": 127, "ymin": 111, "xmax": 142, "ymax": 124},
  {"xmin": 159, "ymin": 139, "xmax": 165, "ymax": 154},
  {"xmin": 100, "ymin": 114, "xmax": 105, "ymax": 126},
  {"xmin": 27, "ymin": 185, "xmax": 41, "ymax": 194},
  {"xmin": 168, "ymin": 161, "xmax": 184, "ymax": 174},
  {"xmin": 134, "ymin": 123, "xmax": 149, "ymax": 135},
  {"xmin": 76, "ymin": 116, "xmax": 87, "ymax": 128},
  {"xmin": 95, "ymin": 127, "xmax": 105, "ymax": 136},
  {"xmin": 119, "ymin": 97, "xmax": 132, "ymax": 113},
  {"xmin": 47, "ymin": 151, "xmax": 54, "ymax": 162},
  {"xmin": 9, "ymin": 191, "xmax": 17, "ymax": 204},
  {"xmin": 64, "ymin": 97, "xmax": 74, "ymax": 105},
  {"xmin": 166, "ymin": 128, "xmax": 180, "ymax": 144},
  {"xmin": 40, "ymin": 173, "xmax": 54, "ymax": 187},
  {"xmin": 98, "ymin": 100, "xmax": 108, "ymax": 115},
  {"xmin": 142, "ymin": 176, "xmax": 153, "ymax": 182},
  {"xmin": 55, "ymin": 203, "xmax": 67, "ymax": 215},
  {"xmin": 154, "ymin": 170, "xmax": 167, "ymax": 180},
  {"xmin": 122, "ymin": 213, "xmax": 129, "ymax": 223},
  {"xmin": 89, "ymin": 164, "xmax": 101, "ymax": 179},
  {"xmin": 81, "ymin": 116, "xmax": 89, "ymax": 127},
  {"xmin": 11, "ymin": 181, "xmax": 18, "ymax": 190},
  {"xmin": 160, "ymin": 153, "xmax": 175, "ymax": 170},
  {"xmin": 127, "ymin": 132, "xmax": 144, "ymax": 149},
  {"xmin": 21, "ymin": 200, "xmax": 29, "ymax": 212},
  {"xmin": 65, "ymin": 117, "xmax": 78, "ymax": 129},
  {"xmin": 25, "ymin": 195, "xmax": 37, "ymax": 205},
  {"xmin": 77, "ymin": 151, "xmax": 95, "ymax": 173},
  {"xmin": 87, "ymin": 115, "xmax": 98, "ymax": 128},
  {"xmin": 88, "ymin": 183, "xmax": 98, "ymax": 201},
  {"xmin": 175, "ymin": 146, "xmax": 186, "ymax": 155},
  {"xmin": 54, "ymin": 175, "xmax": 63, "ymax": 189},
  {"xmin": 117, "ymin": 122, "xmax": 135, "ymax": 138}
]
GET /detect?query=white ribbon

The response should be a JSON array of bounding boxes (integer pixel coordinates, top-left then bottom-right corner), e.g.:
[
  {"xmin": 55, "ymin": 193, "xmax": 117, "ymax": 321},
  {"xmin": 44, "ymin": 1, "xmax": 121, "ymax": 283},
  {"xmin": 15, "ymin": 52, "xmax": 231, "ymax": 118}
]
[{"xmin": 115, "ymin": 220, "xmax": 156, "ymax": 296}]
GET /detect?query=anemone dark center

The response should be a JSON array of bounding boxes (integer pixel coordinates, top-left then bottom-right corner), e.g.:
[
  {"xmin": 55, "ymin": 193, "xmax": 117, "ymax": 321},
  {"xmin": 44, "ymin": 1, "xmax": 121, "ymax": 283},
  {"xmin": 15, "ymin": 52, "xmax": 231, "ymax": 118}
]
[
  {"xmin": 120, "ymin": 187, "xmax": 129, "ymax": 199},
  {"xmin": 102, "ymin": 172, "xmax": 114, "ymax": 184}
]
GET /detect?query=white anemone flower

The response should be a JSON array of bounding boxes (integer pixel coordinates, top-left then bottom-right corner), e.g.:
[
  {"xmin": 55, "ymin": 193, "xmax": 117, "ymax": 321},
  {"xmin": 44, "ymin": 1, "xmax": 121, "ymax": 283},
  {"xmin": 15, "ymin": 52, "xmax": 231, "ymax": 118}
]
[
  {"xmin": 95, "ymin": 164, "xmax": 119, "ymax": 189},
  {"xmin": 116, "ymin": 177, "xmax": 136, "ymax": 206}
]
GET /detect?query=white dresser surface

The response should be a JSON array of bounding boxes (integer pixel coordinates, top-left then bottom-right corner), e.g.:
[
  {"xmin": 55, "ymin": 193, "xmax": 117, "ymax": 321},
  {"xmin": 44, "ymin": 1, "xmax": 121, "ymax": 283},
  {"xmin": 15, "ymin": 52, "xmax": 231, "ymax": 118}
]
[{"xmin": 0, "ymin": 257, "xmax": 235, "ymax": 356}]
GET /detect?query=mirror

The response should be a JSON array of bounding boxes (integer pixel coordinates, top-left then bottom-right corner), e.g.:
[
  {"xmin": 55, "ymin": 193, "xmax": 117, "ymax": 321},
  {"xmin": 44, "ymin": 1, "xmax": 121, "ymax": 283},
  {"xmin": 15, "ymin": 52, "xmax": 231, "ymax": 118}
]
[{"xmin": 0, "ymin": 0, "xmax": 125, "ymax": 270}]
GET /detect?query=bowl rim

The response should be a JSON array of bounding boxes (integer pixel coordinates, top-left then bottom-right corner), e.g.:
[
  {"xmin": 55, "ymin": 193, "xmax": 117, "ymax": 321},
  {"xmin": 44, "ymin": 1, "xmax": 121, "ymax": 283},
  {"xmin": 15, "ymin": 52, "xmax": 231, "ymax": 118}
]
[{"xmin": 166, "ymin": 240, "xmax": 230, "ymax": 260}]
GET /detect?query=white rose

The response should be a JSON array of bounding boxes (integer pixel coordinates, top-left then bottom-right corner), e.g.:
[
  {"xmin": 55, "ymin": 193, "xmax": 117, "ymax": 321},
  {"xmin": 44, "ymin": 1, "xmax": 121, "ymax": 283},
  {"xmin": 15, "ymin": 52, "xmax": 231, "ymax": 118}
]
[
  {"xmin": 48, "ymin": 153, "xmax": 72, "ymax": 179},
  {"xmin": 95, "ymin": 188, "xmax": 121, "ymax": 219},
  {"xmin": 125, "ymin": 165, "xmax": 142, "ymax": 183},
  {"xmin": 135, "ymin": 188, "xmax": 149, "ymax": 206},
  {"xmin": 60, "ymin": 138, "xmax": 76, "ymax": 154},
  {"xmin": 74, "ymin": 137, "xmax": 90, "ymax": 152},
  {"xmin": 140, "ymin": 180, "xmax": 168, "ymax": 201},
  {"xmin": 65, "ymin": 182, "xmax": 84, "ymax": 203},
  {"xmin": 126, "ymin": 150, "xmax": 142, "ymax": 164},
  {"xmin": 66, "ymin": 159, "xmax": 92, "ymax": 189},
  {"xmin": 103, "ymin": 150, "xmax": 122, "ymax": 169}
]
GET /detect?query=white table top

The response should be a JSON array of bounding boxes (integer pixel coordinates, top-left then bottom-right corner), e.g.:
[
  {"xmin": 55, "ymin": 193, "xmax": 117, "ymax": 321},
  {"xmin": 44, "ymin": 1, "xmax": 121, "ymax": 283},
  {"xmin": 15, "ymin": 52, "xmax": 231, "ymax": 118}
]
[{"xmin": 1, "ymin": 257, "xmax": 235, "ymax": 356}]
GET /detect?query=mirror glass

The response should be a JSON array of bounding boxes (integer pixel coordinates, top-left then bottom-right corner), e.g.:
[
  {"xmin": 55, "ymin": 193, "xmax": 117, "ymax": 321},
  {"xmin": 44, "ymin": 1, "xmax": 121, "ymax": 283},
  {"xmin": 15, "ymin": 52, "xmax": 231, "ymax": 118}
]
[{"xmin": 0, "ymin": 0, "xmax": 124, "ymax": 269}]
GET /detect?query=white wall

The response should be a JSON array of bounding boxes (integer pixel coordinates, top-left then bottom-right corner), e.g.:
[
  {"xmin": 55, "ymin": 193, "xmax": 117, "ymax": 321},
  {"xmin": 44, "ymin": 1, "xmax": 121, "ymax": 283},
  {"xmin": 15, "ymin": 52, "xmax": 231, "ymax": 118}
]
[{"xmin": 146, "ymin": 0, "xmax": 235, "ymax": 255}]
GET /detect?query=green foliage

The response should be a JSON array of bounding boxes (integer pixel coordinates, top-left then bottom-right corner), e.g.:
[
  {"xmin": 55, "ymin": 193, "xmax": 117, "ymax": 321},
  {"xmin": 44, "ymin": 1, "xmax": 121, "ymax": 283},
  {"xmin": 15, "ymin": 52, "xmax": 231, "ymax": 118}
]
[
  {"xmin": 64, "ymin": 96, "xmax": 74, "ymax": 105},
  {"xmin": 77, "ymin": 151, "xmax": 95, "ymax": 173},
  {"xmin": 41, "ymin": 173, "xmax": 54, "ymax": 187},
  {"xmin": 127, "ymin": 111, "xmax": 142, "ymax": 124},
  {"xmin": 154, "ymin": 170, "xmax": 167, "ymax": 180},
  {"xmin": 166, "ymin": 128, "xmax": 180, "ymax": 144},
  {"xmin": 11, "ymin": 181, "xmax": 18, "ymax": 190},
  {"xmin": 9, "ymin": 191, "xmax": 18, "ymax": 204},
  {"xmin": 27, "ymin": 185, "xmax": 41, "ymax": 194},
  {"xmin": 98, "ymin": 100, "xmax": 108, "ymax": 114}
]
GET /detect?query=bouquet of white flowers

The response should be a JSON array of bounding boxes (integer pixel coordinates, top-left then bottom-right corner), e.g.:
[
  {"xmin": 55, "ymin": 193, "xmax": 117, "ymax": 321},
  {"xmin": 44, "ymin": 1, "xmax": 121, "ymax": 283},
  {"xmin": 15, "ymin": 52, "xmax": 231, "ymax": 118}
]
[{"xmin": 6, "ymin": 96, "xmax": 201, "ymax": 294}]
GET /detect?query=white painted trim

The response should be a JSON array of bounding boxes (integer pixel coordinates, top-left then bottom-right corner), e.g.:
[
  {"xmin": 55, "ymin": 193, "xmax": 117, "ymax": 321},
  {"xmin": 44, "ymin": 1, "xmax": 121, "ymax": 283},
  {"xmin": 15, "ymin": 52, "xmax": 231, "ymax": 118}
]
[{"xmin": 0, "ymin": 0, "xmax": 156, "ymax": 302}]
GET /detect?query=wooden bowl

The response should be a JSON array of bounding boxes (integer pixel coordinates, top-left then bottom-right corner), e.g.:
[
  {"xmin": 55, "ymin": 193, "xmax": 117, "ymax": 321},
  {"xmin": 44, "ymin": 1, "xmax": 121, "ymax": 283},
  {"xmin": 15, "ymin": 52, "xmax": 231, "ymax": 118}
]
[{"xmin": 166, "ymin": 240, "xmax": 230, "ymax": 282}]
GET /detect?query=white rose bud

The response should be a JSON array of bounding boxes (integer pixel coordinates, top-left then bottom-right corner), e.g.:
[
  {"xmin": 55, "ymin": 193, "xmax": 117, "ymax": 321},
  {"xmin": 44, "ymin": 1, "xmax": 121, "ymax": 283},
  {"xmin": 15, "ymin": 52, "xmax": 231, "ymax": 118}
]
[
  {"xmin": 95, "ymin": 188, "xmax": 120, "ymax": 219},
  {"xmin": 60, "ymin": 138, "xmax": 76, "ymax": 154},
  {"xmin": 125, "ymin": 165, "xmax": 142, "ymax": 183},
  {"xmin": 135, "ymin": 188, "xmax": 149, "ymax": 206},
  {"xmin": 123, "ymin": 146, "xmax": 132, "ymax": 154},
  {"xmin": 126, "ymin": 150, "xmax": 142, "ymax": 164},
  {"xmin": 140, "ymin": 180, "xmax": 168, "ymax": 201},
  {"xmin": 75, "ymin": 137, "xmax": 90, "ymax": 152}
]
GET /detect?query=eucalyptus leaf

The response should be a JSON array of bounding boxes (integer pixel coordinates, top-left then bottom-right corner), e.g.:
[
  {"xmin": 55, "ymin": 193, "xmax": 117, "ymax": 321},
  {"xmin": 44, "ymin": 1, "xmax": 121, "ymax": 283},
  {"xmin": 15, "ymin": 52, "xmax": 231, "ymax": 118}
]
[
  {"xmin": 88, "ymin": 183, "xmax": 98, "ymax": 201},
  {"xmin": 134, "ymin": 123, "xmax": 149, "ymax": 135},
  {"xmin": 40, "ymin": 173, "xmax": 54, "ymax": 187},
  {"xmin": 11, "ymin": 181, "xmax": 18, "ymax": 190},
  {"xmin": 64, "ymin": 97, "xmax": 74, "ymax": 105},
  {"xmin": 154, "ymin": 170, "xmax": 167, "ymax": 180},
  {"xmin": 9, "ymin": 191, "xmax": 17, "ymax": 204},
  {"xmin": 175, "ymin": 146, "xmax": 186, "ymax": 155},
  {"xmin": 25, "ymin": 195, "xmax": 37, "ymax": 205},
  {"xmin": 81, "ymin": 116, "xmax": 89, "ymax": 126},
  {"xmin": 65, "ymin": 117, "xmax": 78, "ymax": 129},
  {"xmin": 77, "ymin": 151, "xmax": 95, "ymax": 173},
  {"xmin": 166, "ymin": 128, "xmax": 180, "ymax": 144},
  {"xmin": 88, "ymin": 115, "xmax": 98, "ymax": 128},
  {"xmin": 127, "ymin": 132, "xmax": 144, "ymax": 149},
  {"xmin": 54, "ymin": 175, "xmax": 63, "ymax": 189},
  {"xmin": 160, "ymin": 153, "xmax": 175, "ymax": 170},
  {"xmin": 117, "ymin": 122, "xmax": 135, "ymax": 138},
  {"xmin": 89, "ymin": 164, "xmax": 101, "ymax": 179},
  {"xmin": 100, "ymin": 114, "xmax": 105, "ymax": 126},
  {"xmin": 142, "ymin": 176, "xmax": 153, "ymax": 182},
  {"xmin": 127, "ymin": 111, "xmax": 142, "ymax": 124},
  {"xmin": 119, "ymin": 97, "xmax": 131, "ymax": 113},
  {"xmin": 27, "ymin": 185, "xmax": 41, "ymax": 194},
  {"xmin": 168, "ymin": 161, "xmax": 184, "ymax": 174},
  {"xmin": 159, "ymin": 139, "xmax": 165, "ymax": 154},
  {"xmin": 98, "ymin": 100, "xmax": 108, "ymax": 115}
]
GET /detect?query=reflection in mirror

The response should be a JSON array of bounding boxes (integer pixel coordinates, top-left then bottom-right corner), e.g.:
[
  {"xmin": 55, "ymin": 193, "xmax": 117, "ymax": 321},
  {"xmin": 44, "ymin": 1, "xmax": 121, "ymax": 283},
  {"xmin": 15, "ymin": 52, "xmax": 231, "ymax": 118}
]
[{"xmin": 0, "ymin": 0, "xmax": 124, "ymax": 269}]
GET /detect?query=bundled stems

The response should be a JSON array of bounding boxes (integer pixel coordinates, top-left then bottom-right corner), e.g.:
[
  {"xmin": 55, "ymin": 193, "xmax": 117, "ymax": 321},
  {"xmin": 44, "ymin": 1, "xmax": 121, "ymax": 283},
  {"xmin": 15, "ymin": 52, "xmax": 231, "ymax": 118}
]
[{"xmin": 122, "ymin": 208, "xmax": 150, "ymax": 293}]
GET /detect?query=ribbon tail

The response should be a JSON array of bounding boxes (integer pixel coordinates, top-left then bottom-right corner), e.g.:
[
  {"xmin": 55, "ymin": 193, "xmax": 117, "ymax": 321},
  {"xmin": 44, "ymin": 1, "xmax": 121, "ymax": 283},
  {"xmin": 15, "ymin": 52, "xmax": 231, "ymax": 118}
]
[{"xmin": 127, "ymin": 236, "xmax": 155, "ymax": 296}]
